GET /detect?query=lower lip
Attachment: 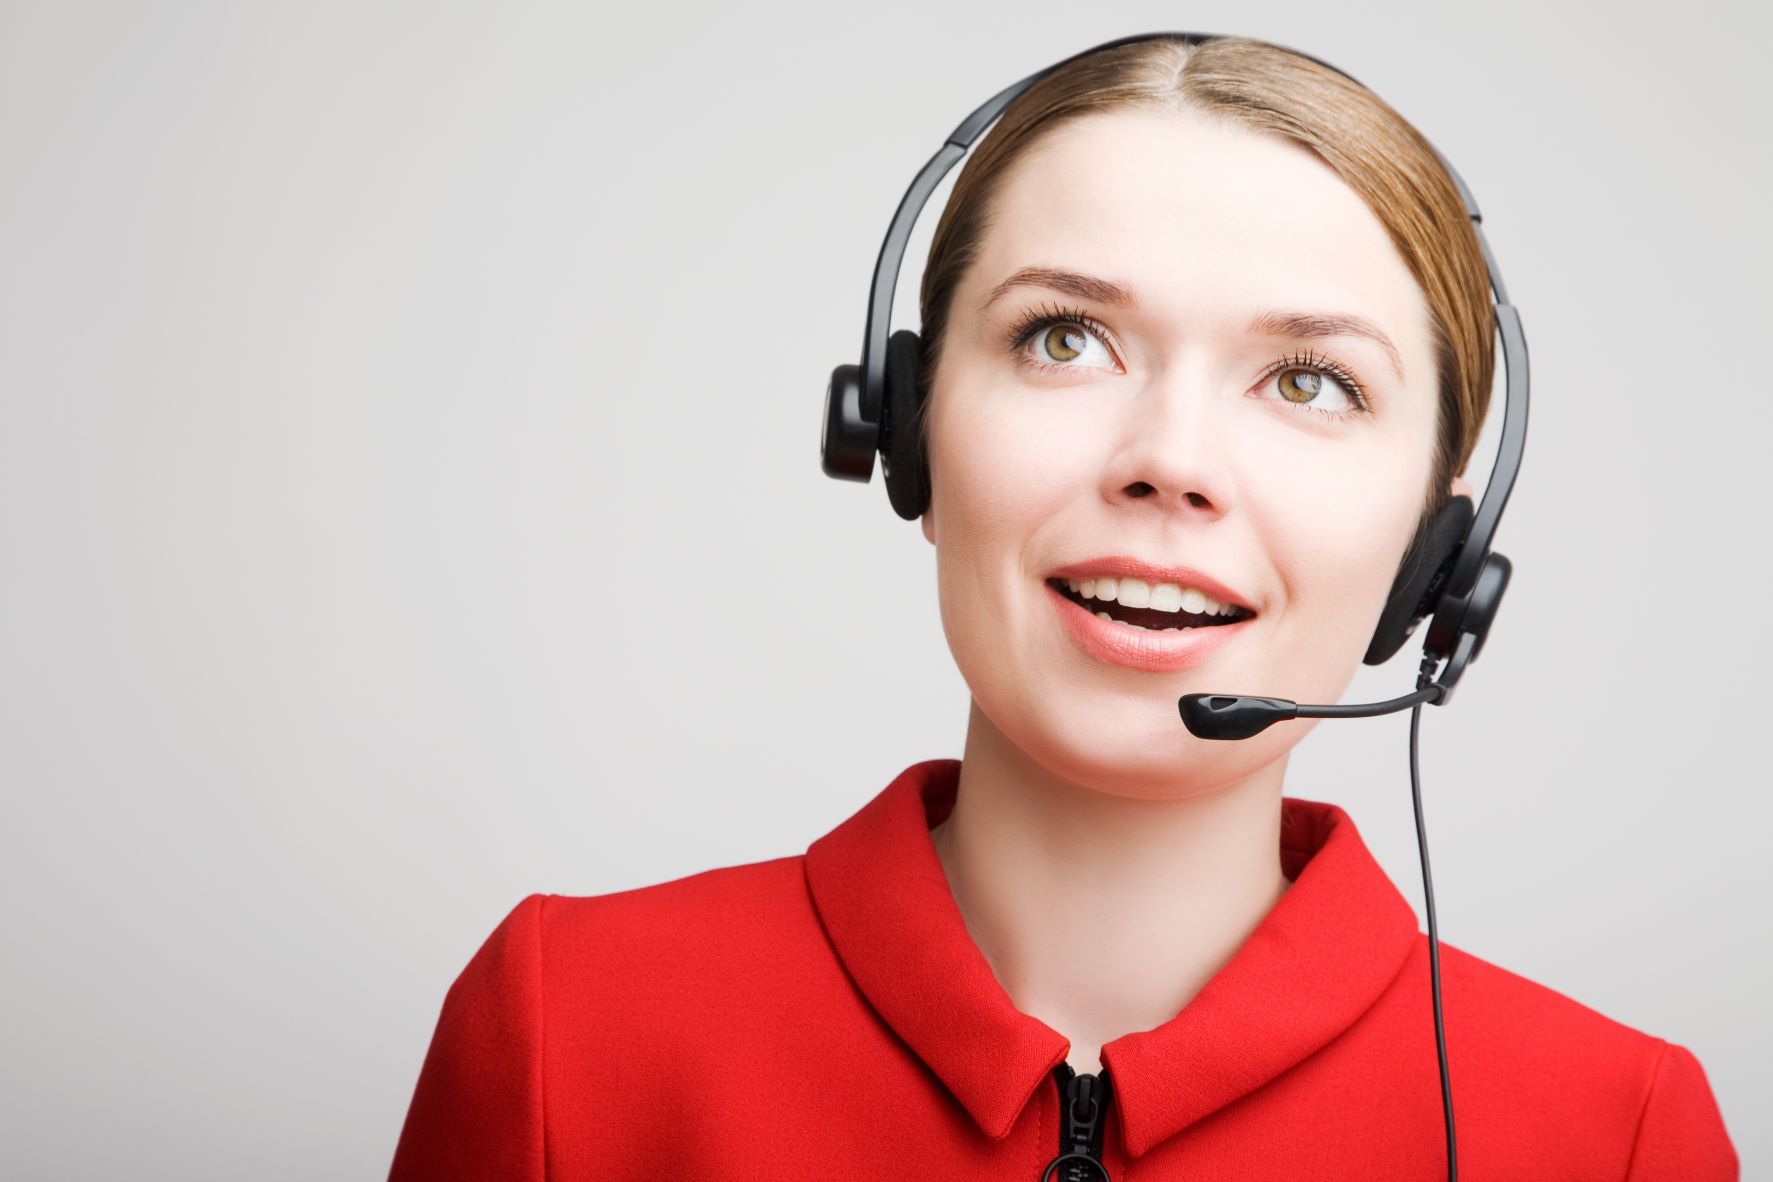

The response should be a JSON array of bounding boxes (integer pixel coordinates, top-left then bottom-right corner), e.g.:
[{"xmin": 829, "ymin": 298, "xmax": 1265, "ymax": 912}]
[{"xmin": 1047, "ymin": 580, "xmax": 1255, "ymax": 672}]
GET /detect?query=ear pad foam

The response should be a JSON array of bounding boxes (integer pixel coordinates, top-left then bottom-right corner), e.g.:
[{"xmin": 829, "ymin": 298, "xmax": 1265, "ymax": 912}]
[
  {"xmin": 881, "ymin": 328, "xmax": 930, "ymax": 521},
  {"xmin": 1365, "ymin": 493, "xmax": 1474, "ymax": 665}
]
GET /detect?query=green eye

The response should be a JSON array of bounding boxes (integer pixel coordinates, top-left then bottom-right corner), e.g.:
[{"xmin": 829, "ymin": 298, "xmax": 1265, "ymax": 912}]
[
  {"xmin": 1259, "ymin": 350, "xmax": 1370, "ymax": 420},
  {"xmin": 1007, "ymin": 304, "xmax": 1119, "ymax": 374},
  {"xmin": 1040, "ymin": 325, "xmax": 1089, "ymax": 363},
  {"xmin": 1280, "ymin": 369, "xmax": 1323, "ymax": 403}
]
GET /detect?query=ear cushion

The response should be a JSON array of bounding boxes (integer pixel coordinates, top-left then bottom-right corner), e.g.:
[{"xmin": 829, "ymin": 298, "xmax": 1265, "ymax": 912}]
[
  {"xmin": 881, "ymin": 328, "xmax": 930, "ymax": 521},
  {"xmin": 1365, "ymin": 493, "xmax": 1474, "ymax": 665}
]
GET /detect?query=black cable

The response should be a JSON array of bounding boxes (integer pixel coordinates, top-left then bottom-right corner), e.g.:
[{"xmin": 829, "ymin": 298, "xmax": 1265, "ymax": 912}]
[{"xmin": 1412, "ymin": 652, "xmax": 1458, "ymax": 1181}]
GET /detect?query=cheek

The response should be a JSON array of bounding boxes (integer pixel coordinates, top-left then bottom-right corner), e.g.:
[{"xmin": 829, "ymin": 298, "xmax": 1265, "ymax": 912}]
[
  {"xmin": 1258, "ymin": 441, "xmax": 1427, "ymax": 656},
  {"xmin": 926, "ymin": 366, "xmax": 1097, "ymax": 553},
  {"xmin": 923, "ymin": 367, "xmax": 1102, "ymax": 680}
]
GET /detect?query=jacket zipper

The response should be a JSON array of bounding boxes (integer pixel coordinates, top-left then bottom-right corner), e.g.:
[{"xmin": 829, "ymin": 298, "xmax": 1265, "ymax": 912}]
[{"xmin": 1041, "ymin": 1062, "xmax": 1112, "ymax": 1181}]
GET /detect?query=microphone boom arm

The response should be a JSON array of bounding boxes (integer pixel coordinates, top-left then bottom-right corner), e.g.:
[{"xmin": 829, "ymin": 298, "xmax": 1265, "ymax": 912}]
[{"xmin": 1178, "ymin": 679, "xmax": 1447, "ymax": 740}]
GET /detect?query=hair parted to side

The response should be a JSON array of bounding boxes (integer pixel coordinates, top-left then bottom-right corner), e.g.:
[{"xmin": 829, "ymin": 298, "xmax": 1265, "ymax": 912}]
[{"xmin": 911, "ymin": 35, "xmax": 1496, "ymax": 572}]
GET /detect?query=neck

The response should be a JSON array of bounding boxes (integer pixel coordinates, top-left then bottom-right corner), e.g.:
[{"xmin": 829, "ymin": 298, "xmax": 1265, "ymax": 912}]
[{"xmin": 929, "ymin": 699, "xmax": 1294, "ymax": 1076}]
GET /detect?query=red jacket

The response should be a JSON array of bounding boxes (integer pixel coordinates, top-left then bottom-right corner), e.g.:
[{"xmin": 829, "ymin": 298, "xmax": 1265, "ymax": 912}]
[{"xmin": 388, "ymin": 758, "xmax": 1738, "ymax": 1180}]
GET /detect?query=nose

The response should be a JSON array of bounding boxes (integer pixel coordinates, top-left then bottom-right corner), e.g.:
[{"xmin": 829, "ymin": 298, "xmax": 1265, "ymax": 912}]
[{"xmin": 1101, "ymin": 361, "xmax": 1234, "ymax": 519}]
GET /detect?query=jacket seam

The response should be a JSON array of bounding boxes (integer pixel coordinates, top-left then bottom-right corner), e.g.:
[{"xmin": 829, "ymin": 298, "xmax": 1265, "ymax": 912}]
[
  {"xmin": 1618, "ymin": 1037, "xmax": 1671, "ymax": 1182},
  {"xmin": 536, "ymin": 893, "xmax": 552, "ymax": 1182}
]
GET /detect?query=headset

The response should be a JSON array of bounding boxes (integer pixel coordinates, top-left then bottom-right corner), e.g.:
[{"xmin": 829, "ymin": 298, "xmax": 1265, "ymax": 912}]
[{"xmin": 820, "ymin": 31, "xmax": 1529, "ymax": 1182}]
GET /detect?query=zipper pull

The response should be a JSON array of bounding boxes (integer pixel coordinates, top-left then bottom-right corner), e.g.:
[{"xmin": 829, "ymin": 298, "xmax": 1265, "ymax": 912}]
[{"xmin": 1040, "ymin": 1063, "xmax": 1112, "ymax": 1181}]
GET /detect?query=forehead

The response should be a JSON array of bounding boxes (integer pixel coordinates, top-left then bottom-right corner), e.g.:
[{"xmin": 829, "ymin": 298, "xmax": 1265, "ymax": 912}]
[{"xmin": 973, "ymin": 108, "xmax": 1431, "ymax": 360}]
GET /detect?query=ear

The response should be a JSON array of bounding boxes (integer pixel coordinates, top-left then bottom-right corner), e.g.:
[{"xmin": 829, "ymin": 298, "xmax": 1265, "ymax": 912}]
[
  {"xmin": 920, "ymin": 511, "xmax": 936, "ymax": 546},
  {"xmin": 1450, "ymin": 472, "xmax": 1475, "ymax": 501}
]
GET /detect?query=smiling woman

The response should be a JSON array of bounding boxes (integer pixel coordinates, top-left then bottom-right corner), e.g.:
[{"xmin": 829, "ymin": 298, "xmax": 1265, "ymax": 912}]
[
  {"xmin": 913, "ymin": 93, "xmax": 1462, "ymax": 807},
  {"xmin": 386, "ymin": 33, "xmax": 1738, "ymax": 1182}
]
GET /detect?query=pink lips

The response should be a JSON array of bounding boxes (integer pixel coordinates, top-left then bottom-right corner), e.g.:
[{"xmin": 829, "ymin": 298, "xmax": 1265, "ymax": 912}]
[{"xmin": 1047, "ymin": 579, "xmax": 1255, "ymax": 673}]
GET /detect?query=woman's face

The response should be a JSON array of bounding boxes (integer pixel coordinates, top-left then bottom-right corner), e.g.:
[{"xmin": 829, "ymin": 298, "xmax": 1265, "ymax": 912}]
[{"xmin": 921, "ymin": 107, "xmax": 1469, "ymax": 800}]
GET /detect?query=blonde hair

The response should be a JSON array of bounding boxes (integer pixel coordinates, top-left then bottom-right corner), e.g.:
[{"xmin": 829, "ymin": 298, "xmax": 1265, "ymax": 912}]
[{"xmin": 913, "ymin": 35, "xmax": 1495, "ymax": 546}]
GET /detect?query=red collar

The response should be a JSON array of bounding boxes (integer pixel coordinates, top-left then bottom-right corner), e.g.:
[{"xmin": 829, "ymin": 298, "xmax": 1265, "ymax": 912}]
[{"xmin": 803, "ymin": 758, "xmax": 1420, "ymax": 1158}]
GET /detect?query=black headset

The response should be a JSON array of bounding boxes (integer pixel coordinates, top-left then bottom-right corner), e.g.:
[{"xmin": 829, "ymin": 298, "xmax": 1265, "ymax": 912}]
[{"xmin": 821, "ymin": 30, "xmax": 1528, "ymax": 706}]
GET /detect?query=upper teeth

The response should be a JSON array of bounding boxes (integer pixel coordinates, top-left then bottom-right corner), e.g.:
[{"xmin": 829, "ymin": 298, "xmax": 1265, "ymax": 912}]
[{"xmin": 1065, "ymin": 576, "xmax": 1242, "ymax": 617}]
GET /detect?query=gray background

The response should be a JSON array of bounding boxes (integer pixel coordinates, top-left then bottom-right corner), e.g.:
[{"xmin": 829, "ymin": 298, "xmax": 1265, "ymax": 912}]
[{"xmin": 2, "ymin": 1, "xmax": 1766, "ymax": 1177}]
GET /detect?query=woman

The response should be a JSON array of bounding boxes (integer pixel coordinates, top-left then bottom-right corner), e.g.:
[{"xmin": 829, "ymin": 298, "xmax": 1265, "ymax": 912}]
[{"xmin": 387, "ymin": 34, "xmax": 1737, "ymax": 1180}]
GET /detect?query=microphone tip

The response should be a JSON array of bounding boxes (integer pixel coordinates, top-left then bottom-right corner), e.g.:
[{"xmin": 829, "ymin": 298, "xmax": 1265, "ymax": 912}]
[{"xmin": 1177, "ymin": 693, "xmax": 1300, "ymax": 740}]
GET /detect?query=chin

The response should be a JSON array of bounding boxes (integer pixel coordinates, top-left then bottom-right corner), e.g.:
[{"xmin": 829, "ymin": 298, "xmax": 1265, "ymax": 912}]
[{"xmin": 991, "ymin": 695, "xmax": 1294, "ymax": 800}]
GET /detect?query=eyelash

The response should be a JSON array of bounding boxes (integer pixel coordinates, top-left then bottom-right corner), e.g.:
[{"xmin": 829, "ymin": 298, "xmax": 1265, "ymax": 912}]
[{"xmin": 1003, "ymin": 302, "xmax": 1374, "ymax": 420}]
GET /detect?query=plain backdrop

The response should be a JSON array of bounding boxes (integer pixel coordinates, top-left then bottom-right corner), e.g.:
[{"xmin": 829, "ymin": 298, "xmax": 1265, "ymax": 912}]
[{"xmin": 2, "ymin": 1, "xmax": 1767, "ymax": 1177}]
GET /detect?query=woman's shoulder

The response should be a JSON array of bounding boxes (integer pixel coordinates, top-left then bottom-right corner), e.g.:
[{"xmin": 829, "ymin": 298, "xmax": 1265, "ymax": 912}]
[
  {"xmin": 471, "ymin": 852, "xmax": 833, "ymax": 999},
  {"xmin": 1423, "ymin": 936, "xmax": 1690, "ymax": 1063},
  {"xmin": 1391, "ymin": 935, "xmax": 1736, "ymax": 1177},
  {"xmin": 539, "ymin": 850, "xmax": 813, "ymax": 929},
  {"xmin": 391, "ymin": 856, "xmax": 831, "ymax": 1180},
  {"xmin": 1431, "ymin": 935, "xmax": 1663, "ymax": 1043}
]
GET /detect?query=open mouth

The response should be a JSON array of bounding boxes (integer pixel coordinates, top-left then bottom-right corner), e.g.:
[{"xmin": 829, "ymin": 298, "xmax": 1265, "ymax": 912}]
[{"xmin": 1046, "ymin": 577, "xmax": 1257, "ymax": 633}]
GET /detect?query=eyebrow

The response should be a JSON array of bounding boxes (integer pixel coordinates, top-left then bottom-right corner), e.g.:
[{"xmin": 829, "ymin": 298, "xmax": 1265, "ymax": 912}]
[
  {"xmin": 980, "ymin": 266, "xmax": 1135, "ymax": 311},
  {"xmin": 979, "ymin": 266, "xmax": 1406, "ymax": 383}
]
